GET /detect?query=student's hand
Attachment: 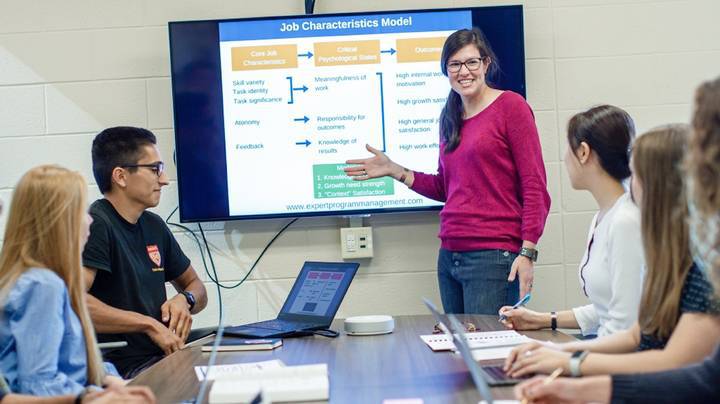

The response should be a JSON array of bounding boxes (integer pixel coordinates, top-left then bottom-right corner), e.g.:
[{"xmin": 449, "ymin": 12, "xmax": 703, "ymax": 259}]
[
  {"xmin": 514, "ymin": 375, "xmax": 611, "ymax": 404},
  {"xmin": 84, "ymin": 386, "xmax": 157, "ymax": 404},
  {"xmin": 147, "ymin": 319, "xmax": 185, "ymax": 355},
  {"xmin": 160, "ymin": 294, "xmax": 193, "ymax": 342},
  {"xmin": 498, "ymin": 306, "xmax": 547, "ymax": 330},
  {"xmin": 102, "ymin": 374, "xmax": 128, "ymax": 389},
  {"xmin": 344, "ymin": 144, "xmax": 404, "ymax": 181},
  {"xmin": 504, "ymin": 342, "xmax": 570, "ymax": 378},
  {"xmin": 509, "ymin": 255, "xmax": 534, "ymax": 298}
]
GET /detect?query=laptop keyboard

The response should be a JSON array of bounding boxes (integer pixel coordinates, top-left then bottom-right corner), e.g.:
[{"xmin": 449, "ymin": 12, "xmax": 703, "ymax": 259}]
[{"xmin": 482, "ymin": 365, "xmax": 513, "ymax": 381}]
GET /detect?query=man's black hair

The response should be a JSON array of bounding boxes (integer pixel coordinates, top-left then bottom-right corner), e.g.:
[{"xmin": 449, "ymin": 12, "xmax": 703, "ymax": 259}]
[{"xmin": 92, "ymin": 126, "xmax": 157, "ymax": 194}]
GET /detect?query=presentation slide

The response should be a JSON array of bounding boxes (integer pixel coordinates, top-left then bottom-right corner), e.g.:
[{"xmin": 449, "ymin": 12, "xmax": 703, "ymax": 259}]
[
  {"xmin": 288, "ymin": 270, "xmax": 345, "ymax": 316},
  {"xmin": 218, "ymin": 11, "xmax": 472, "ymax": 216}
]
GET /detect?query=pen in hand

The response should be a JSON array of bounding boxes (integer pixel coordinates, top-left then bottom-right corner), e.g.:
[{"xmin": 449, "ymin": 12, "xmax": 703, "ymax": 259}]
[
  {"xmin": 499, "ymin": 293, "xmax": 531, "ymax": 321},
  {"xmin": 520, "ymin": 367, "xmax": 563, "ymax": 404}
]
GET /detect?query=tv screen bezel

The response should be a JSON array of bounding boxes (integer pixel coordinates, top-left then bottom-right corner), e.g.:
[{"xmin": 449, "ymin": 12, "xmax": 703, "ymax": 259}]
[{"xmin": 168, "ymin": 5, "xmax": 526, "ymax": 222}]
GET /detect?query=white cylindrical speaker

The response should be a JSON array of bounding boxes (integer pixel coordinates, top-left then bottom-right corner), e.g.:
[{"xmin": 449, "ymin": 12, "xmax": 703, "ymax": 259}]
[{"xmin": 344, "ymin": 315, "xmax": 395, "ymax": 336}]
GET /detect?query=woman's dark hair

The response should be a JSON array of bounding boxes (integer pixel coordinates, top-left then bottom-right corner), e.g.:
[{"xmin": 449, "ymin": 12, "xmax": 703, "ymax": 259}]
[
  {"xmin": 567, "ymin": 105, "xmax": 635, "ymax": 181},
  {"xmin": 439, "ymin": 28, "xmax": 498, "ymax": 153}
]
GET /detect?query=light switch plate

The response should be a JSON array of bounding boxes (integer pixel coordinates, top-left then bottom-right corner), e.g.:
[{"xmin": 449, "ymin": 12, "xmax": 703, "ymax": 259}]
[{"xmin": 340, "ymin": 226, "xmax": 373, "ymax": 258}]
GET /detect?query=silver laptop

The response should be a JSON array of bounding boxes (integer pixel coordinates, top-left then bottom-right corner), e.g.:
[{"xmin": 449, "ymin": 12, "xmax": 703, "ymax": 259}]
[
  {"xmin": 422, "ymin": 298, "xmax": 525, "ymax": 387},
  {"xmin": 225, "ymin": 261, "xmax": 359, "ymax": 338},
  {"xmin": 447, "ymin": 313, "xmax": 496, "ymax": 404}
]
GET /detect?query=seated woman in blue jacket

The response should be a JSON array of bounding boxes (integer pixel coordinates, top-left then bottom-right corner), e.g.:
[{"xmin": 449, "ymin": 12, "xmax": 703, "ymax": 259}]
[{"xmin": 0, "ymin": 166, "xmax": 153, "ymax": 403}]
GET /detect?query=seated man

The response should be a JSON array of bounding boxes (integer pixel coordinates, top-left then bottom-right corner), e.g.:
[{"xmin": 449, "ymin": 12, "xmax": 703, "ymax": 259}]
[{"xmin": 83, "ymin": 126, "xmax": 207, "ymax": 378}]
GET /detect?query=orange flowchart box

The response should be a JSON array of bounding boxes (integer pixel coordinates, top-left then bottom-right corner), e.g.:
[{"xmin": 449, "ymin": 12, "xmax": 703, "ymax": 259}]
[
  {"xmin": 314, "ymin": 40, "xmax": 380, "ymax": 66},
  {"xmin": 232, "ymin": 44, "xmax": 298, "ymax": 71},
  {"xmin": 396, "ymin": 37, "xmax": 447, "ymax": 63}
]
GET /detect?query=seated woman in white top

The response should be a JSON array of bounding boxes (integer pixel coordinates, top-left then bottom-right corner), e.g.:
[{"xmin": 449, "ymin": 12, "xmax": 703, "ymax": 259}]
[
  {"xmin": 504, "ymin": 125, "xmax": 720, "ymax": 378},
  {"xmin": 500, "ymin": 105, "xmax": 645, "ymax": 337}
]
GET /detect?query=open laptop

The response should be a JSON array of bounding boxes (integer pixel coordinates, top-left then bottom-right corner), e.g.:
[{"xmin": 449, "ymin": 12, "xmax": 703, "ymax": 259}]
[
  {"xmin": 447, "ymin": 314, "xmax": 497, "ymax": 404},
  {"xmin": 422, "ymin": 298, "xmax": 525, "ymax": 387},
  {"xmin": 225, "ymin": 261, "xmax": 359, "ymax": 338}
]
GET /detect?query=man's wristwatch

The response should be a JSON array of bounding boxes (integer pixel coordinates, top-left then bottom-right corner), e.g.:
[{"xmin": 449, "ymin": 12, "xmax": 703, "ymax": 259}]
[
  {"xmin": 181, "ymin": 291, "xmax": 196, "ymax": 311},
  {"xmin": 569, "ymin": 350, "xmax": 589, "ymax": 377},
  {"xmin": 519, "ymin": 247, "xmax": 539, "ymax": 262}
]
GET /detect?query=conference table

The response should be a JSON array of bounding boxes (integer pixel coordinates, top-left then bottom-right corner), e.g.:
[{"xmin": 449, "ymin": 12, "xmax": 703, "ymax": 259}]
[{"xmin": 130, "ymin": 315, "xmax": 575, "ymax": 403}]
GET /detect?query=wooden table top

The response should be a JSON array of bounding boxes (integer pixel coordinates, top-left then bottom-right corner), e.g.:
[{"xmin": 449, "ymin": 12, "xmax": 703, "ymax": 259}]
[{"xmin": 129, "ymin": 315, "xmax": 575, "ymax": 403}]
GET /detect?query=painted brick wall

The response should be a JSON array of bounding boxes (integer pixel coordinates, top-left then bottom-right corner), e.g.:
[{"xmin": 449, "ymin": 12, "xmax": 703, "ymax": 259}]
[{"xmin": 1, "ymin": 0, "xmax": 717, "ymax": 328}]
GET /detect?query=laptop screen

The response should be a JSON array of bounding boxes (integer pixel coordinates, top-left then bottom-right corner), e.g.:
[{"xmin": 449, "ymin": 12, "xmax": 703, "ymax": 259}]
[
  {"xmin": 447, "ymin": 314, "xmax": 495, "ymax": 404},
  {"xmin": 423, "ymin": 297, "xmax": 452, "ymax": 336},
  {"xmin": 278, "ymin": 261, "xmax": 359, "ymax": 322}
]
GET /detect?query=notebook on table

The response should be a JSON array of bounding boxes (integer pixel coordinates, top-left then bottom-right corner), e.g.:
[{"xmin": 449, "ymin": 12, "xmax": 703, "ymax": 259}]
[
  {"xmin": 422, "ymin": 298, "xmax": 529, "ymax": 386},
  {"xmin": 420, "ymin": 330, "xmax": 532, "ymax": 352},
  {"xmin": 201, "ymin": 337, "xmax": 282, "ymax": 352},
  {"xmin": 209, "ymin": 363, "xmax": 329, "ymax": 403},
  {"xmin": 225, "ymin": 261, "xmax": 359, "ymax": 338}
]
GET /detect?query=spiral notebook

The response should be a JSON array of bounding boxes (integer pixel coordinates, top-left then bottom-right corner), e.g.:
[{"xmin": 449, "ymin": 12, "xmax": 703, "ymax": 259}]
[
  {"xmin": 420, "ymin": 330, "xmax": 531, "ymax": 360},
  {"xmin": 421, "ymin": 330, "xmax": 530, "ymax": 351}
]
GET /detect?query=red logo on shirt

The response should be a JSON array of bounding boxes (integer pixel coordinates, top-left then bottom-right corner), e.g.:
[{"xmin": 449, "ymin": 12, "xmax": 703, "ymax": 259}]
[{"xmin": 147, "ymin": 245, "xmax": 161, "ymax": 267}]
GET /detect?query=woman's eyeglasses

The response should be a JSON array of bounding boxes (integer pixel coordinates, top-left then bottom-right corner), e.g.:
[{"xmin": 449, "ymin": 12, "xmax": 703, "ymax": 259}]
[{"xmin": 446, "ymin": 57, "xmax": 485, "ymax": 73}]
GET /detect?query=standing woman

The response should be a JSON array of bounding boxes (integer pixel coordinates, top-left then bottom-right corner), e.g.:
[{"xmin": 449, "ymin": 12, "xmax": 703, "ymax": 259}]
[
  {"xmin": 345, "ymin": 28, "xmax": 550, "ymax": 314},
  {"xmin": 0, "ymin": 165, "xmax": 153, "ymax": 402},
  {"xmin": 500, "ymin": 105, "xmax": 645, "ymax": 337}
]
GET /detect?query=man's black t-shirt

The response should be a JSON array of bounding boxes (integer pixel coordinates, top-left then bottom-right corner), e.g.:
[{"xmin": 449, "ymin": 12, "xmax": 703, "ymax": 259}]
[{"xmin": 82, "ymin": 199, "xmax": 190, "ymax": 375}]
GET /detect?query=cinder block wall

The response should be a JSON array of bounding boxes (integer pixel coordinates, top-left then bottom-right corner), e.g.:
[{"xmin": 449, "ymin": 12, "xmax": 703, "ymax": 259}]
[{"xmin": 1, "ymin": 0, "xmax": 718, "ymax": 328}]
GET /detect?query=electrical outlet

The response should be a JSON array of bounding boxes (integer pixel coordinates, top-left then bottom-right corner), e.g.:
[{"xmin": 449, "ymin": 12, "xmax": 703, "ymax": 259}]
[{"xmin": 340, "ymin": 226, "xmax": 373, "ymax": 259}]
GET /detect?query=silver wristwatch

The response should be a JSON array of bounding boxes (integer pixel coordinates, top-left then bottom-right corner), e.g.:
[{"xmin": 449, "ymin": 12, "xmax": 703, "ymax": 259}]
[
  {"xmin": 569, "ymin": 350, "xmax": 589, "ymax": 377},
  {"xmin": 519, "ymin": 247, "xmax": 539, "ymax": 262}
]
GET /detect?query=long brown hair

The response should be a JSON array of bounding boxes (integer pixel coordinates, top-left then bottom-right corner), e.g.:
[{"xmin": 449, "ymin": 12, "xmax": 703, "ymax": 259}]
[
  {"xmin": 0, "ymin": 165, "xmax": 105, "ymax": 385},
  {"xmin": 439, "ymin": 28, "xmax": 498, "ymax": 152},
  {"xmin": 635, "ymin": 125, "xmax": 692, "ymax": 339},
  {"xmin": 687, "ymin": 76, "xmax": 720, "ymax": 287}
]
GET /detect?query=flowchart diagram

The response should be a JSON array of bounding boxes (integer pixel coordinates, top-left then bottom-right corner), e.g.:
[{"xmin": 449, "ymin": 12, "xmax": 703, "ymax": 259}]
[{"xmin": 219, "ymin": 11, "xmax": 471, "ymax": 215}]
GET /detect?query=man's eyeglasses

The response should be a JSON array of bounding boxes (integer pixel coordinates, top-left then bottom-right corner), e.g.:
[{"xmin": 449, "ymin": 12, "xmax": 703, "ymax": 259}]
[
  {"xmin": 121, "ymin": 162, "xmax": 165, "ymax": 177},
  {"xmin": 446, "ymin": 57, "xmax": 485, "ymax": 73}
]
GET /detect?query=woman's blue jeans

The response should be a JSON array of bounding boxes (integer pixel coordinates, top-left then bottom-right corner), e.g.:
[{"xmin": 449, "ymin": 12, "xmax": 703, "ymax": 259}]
[{"xmin": 437, "ymin": 248, "xmax": 520, "ymax": 315}]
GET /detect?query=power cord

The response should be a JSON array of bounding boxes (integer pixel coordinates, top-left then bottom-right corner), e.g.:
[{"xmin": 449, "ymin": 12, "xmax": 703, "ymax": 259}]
[
  {"xmin": 165, "ymin": 207, "xmax": 299, "ymax": 321},
  {"xmin": 309, "ymin": 329, "xmax": 339, "ymax": 338},
  {"xmin": 165, "ymin": 206, "xmax": 223, "ymax": 324},
  {"xmin": 305, "ymin": 0, "xmax": 316, "ymax": 14},
  {"xmin": 201, "ymin": 217, "xmax": 299, "ymax": 289}
]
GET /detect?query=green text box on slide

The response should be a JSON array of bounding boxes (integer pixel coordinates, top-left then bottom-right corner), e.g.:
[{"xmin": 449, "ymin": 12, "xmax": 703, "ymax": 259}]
[{"xmin": 313, "ymin": 164, "xmax": 394, "ymax": 199}]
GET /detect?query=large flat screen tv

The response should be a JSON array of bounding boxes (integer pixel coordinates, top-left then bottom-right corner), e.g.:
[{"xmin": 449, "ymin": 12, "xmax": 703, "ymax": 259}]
[{"xmin": 168, "ymin": 6, "xmax": 525, "ymax": 222}]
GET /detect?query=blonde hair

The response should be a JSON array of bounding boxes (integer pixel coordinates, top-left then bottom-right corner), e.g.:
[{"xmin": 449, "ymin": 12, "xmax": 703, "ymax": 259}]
[
  {"xmin": 635, "ymin": 125, "xmax": 692, "ymax": 340},
  {"xmin": 0, "ymin": 165, "xmax": 105, "ymax": 385}
]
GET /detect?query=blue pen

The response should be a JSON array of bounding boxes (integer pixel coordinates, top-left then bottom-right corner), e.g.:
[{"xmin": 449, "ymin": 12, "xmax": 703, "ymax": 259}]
[{"xmin": 499, "ymin": 293, "xmax": 531, "ymax": 321}]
